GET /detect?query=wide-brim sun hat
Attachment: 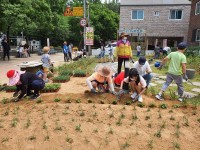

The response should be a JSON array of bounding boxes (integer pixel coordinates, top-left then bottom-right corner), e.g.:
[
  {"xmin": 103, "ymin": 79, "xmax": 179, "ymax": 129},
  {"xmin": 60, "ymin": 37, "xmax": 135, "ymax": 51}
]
[
  {"xmin": 120, "ymin": 32, "xmax": 128, "ymax": 38},
  {"xmin": 7, "ymin": 70, "xmax": 22, "ymax": 86},
  {"xmin": 42, "ymin": 46, "xmax": 50, "ymax": 52},
  {"xmin": 95, "ymin": 64, "xmax": 115, "ymax": 77}
]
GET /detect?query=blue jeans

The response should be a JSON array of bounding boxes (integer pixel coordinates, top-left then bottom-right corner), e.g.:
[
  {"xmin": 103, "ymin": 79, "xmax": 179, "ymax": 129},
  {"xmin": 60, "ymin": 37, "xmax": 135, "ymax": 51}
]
[
  {"xmin": 98, "ymin": 50, "xmax": 105, "ymax": 58},
  {"xmin": 143, "ymin": 73, "xmax": 153, "ymax": 87},
  {"xmin": 28, "ymin": 80, "xmax": 45, "ymax": 95},
  {"xmin": 137, "ymin": 51, "xmax": 140, "ymax": 57}
]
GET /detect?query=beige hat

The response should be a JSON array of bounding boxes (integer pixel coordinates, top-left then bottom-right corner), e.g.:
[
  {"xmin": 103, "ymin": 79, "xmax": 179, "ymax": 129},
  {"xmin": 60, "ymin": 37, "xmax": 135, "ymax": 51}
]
[
  {"xmin": 43, "ymin": 46, "xmax": 50, "ymax": 52},
  {"xmin": 96, "ymin": 65, "xmax": 112, "ymax": 77},
  {"xmin": 120, "ymin": 32, "xmax": 128, "ymax": 38}
]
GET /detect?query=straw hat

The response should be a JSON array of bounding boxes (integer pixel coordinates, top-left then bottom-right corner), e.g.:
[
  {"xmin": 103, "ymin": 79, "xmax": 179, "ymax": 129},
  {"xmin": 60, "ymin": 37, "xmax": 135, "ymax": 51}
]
[
  {"xmin": 43, "ymin": 46, "xmax": 50, "ymax": 52},
  {"xmin": 95, "ymin": 65, "xmax": 116, "ymax": 77},
  {"xmin": 120, "ymin": 32, "xmax": 128, "ymax": 38}
]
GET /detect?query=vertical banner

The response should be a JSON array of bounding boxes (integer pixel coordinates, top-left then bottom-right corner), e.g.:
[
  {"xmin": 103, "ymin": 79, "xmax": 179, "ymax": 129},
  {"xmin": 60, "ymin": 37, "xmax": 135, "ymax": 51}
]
[{"xmin": 86, "ymin": 27, "xmax": 94, "ymax": 45}]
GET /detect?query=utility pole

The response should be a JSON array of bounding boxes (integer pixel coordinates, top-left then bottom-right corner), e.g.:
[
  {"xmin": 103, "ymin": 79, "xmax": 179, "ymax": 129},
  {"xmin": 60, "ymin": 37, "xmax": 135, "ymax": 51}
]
[{"xmin": 83, "ymin": 0, "xmax": 86, "ymax": 51}]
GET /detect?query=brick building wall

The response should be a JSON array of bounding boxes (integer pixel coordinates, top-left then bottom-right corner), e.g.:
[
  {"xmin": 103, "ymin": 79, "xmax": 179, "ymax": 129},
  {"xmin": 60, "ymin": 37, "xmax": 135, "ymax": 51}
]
[
  {"xmin": 120, "ymin": 5, "xmax": 191, "ymax": 41},
  {"xmin": 188, "ymin": 0, "xmax": 200, "ymax": 46}
]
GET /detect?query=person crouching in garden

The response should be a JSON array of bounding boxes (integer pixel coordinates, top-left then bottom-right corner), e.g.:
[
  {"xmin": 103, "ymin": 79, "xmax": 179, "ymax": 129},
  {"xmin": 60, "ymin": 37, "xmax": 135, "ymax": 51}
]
[
  {"xmin": 116, "ymin": 68, "xmax": 147, "ymax": 102},
  {"xmin": 86, "ymin": 65, "xmax": 116, "ymax": 94},
  {"xmin": 41, "ymin": 46, "xmax": 51, "ymax": 83},
  {"xmin": 7, "ymin": 70, "xmax": 45, "ymax": 102}
]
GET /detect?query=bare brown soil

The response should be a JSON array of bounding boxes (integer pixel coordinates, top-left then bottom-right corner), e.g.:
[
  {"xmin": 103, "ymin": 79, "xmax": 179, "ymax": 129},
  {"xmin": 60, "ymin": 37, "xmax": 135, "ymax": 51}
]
[{"xmin": 0, "ymin": 77, "xmax": 200, "ymax": 150}]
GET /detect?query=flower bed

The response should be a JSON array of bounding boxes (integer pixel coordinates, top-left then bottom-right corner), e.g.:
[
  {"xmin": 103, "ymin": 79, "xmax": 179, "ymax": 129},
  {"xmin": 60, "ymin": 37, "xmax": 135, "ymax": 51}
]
[
  {"xmin": 73, "ymin": 70, "xmax": 86, "ymax": 77},
  {"xmin": 41, "ymin": 83, "xmax": 61, "ymax": 93},
  {"xmin": 52, "ymin": 75, "xmax": 70, "ymax": 83},
  {"xmin": 5, "ymin": 86, "xmax": 17, "ymax": 92}
]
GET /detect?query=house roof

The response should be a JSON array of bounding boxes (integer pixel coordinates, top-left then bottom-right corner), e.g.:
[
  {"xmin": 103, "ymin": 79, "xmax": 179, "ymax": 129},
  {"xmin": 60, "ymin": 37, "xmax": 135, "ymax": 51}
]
[{"xmin": 121, "ymin": 0, "xmax": 191, "ymax": 5}]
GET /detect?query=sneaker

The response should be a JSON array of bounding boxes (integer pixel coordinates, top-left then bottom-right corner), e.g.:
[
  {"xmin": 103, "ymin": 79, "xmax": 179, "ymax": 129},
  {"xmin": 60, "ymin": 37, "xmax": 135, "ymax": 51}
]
[
  {"xmin": 31, "ymin": 94, "xmax": 40, "ymax": 100},
  {"xmin": 131, "ymin": 92, "xmax": 137, "ymax": 99},
  {"xmin": 155, "ymin": 94, "xmax": 164, "ymax": 101},
  {"xmin": 138, "ymin": 95, "xmax": 143, "ymax": 103},
  {"xmin": 178, "ymin": 97, "xmax": 183, "ymax": 102},
  {"xmin": 26, "ymin": 92, "xmax": 34, "ymax": 97}
]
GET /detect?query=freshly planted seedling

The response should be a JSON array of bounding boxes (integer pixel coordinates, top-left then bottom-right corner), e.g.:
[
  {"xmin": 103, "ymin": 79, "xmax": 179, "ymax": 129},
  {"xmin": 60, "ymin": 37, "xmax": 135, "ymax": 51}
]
[
  {"xmin": 1, "ymin": 137, "xmax": 9, "ymax": 143},
  {"xmin": 1, "ymin": 97, "xmax": 9, "ymax": 104},
  {"xmin": 112, "ymin": 100, "xmax": 117, "ymax": 105},
  {"xmin": 120, "ymin": 113, "xmax": 125, "ymax": 119},
  {"xmin": 148, "ymin": 103, "xmax": 156, "ymax": 108},
  {"xmin": 197, "ymin": 118, "xmax": 200, "ymax": 123},
  {"xmin": 42, "ymin": 121, "xmax": 47, "ymax": 129},
  {"xmin": 170, "ymin": 115, "xmax": 175, "ymax": 121},
  {"xmin": 108, "ymin": 127, "xmax": 113, "ymax": 134},
  {"xmin": 172, "ymin": 104, "xmax": 180, "ymax": 109},
  {"xmin": 168, "ymin": 110, "xmax": 173, "ymax": 113},
  {"xmin": 93, "ymin": 129, "xmax": 98, "ymax": 133},
  {"xmin": 160, "ymin": 121, "xmax": 166, "ymax": 129},
  {"xmin": 147, "ymin": 123, "xmax": 152, "ymax": 128},
  {"xmin": 116, "ymin": 117, "xmax": 122, "ymax": 126},
  {"xmin": 183, "ymin": 116, "xmax": 189, "ymax": 126},
  {"xmin": 66, "ymin": 135, "xmax": 73, "ymax": 144},
  {"xmin": 10, "ymin": 117, "xmax": 18, "ymax": 127},
  {"xmin": 87, "ymin": 99, "xmax": 93, "ymax": 103},
  {"xmin": 125, "ymin": 100, "xmax": 131, "ymax": 105},
  {"xmin": 76, "ymin": 99, "xmax": 81, "ymax": 103},
  {"xmin": 75, "ymin": 124, "xmax": 81, "ymax": 132},
  {"xmin": 24, "ymin": 118, "xmax": 31, "ymax": 128},
  {"xmin": 147, "ymin": 139, "xmax": 153, "ymax": 150},
  {"xmin": 109, "ymin": 112, "xmax": 114, "ymax": 118},
  {"xmin": 80, "ymin": 110, "xmax": 85, "ymax": 116},
  {"xmin": 28, "ymin": 136, "xmax": 36, "ymax": 141},
  {"xmin": 36, "ymin": 98, "xmax": 42, "ymax": 104},
  {"xmin": 92, "ymin": 112, "xmax": 97, "ymax": 118},
  {"xmin": 132, "ymin": 112, "xmax": 138, "ymax": 121},
  {"xmin": 137, "ymin": 103, "xmax": 145, "ymax": 108},
  {"xmin": 173, "ymin": 141, "xmax": 180, "ymax": 149},
  {"xmin": 159, "ymin": 103, "xmax": 167, "ymax": 109},
  {"xmin": 145, "ymin": 116, "xmax": 150, "ymax": 120},
  {"xmin": 121, "ymin": 141, "xmax": 130, "ymax": 149},
  {"xmin": 154, "ymin": 129, "xmax": 162, "ymax": 138},
  {"xmin": 146, "ymin": 108, "xmax": 151, "ymax": 112},
  {"xmin": 3, "ymin": 108, "xmax": 9, "ymax": 116},
  {"xmin": 54, "ymin": 98, "xmax": 61, "ymax": 102}
]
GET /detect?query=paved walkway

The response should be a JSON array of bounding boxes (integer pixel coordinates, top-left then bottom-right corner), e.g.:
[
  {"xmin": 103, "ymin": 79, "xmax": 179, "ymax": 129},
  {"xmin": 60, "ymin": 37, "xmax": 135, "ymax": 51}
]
[{"xmin": 0, "ymin": 53, "xmax": 67, "ymax": 84}]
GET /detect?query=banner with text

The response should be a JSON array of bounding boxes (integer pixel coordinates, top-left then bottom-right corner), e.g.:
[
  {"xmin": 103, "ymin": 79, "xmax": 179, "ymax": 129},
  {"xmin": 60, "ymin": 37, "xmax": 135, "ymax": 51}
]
[
  {"xmin": 86, "ymin": 27, "xmax": 94, "ymax": 46},
  {"xmin": 64, "ymin": 7, "xmax": 83, "ymax": 16}
]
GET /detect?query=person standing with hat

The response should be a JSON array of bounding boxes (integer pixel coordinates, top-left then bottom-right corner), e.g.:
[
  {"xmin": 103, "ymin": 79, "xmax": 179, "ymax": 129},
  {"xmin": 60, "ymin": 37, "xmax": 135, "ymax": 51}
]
[
  {"xmin": 155, "ymin": 42, "xmax": 188, "ymax": 102},
  {"xmin": 133, "ymin": 56, "xmax": 153, "ymax": 87},
  {"xmin": 86, "ymin": 65, "xmax": 116, "ymax": 94},
  {"xmin": 6, "ymin": 70, "xmax": 45, "ymax": 102},
  {"xmin": 41, "ymin": 46, "xmax": 51, "ymax": 83},
  {"xmin": 115, "ymin": 32, "xmax": 132, "ymax": 90}
]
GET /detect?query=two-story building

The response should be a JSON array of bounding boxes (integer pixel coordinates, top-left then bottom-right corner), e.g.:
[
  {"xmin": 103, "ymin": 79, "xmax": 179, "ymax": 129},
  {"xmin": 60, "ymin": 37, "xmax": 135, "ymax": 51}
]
[
  {"xmin": 119, "ymin": 0, "xmax": 191, "ymax": 50},
  {"xmin": 188, "ymin": 0, "xmax": 200, "ymax": 46}
]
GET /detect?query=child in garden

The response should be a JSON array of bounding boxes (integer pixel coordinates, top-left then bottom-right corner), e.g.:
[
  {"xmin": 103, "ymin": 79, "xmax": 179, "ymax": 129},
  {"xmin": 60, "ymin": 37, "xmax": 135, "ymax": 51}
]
[
  {"xmin": 116, "ymin": 68, "xmax": 147, "ymax": 102},
  {"xmin": 108, "ymin": 44, "xmax": 114, "ymax": 62},
  {"xmin": 41, "ymin": 46, "xmax": 51, "ymax": 83},
  {"xmin": 86, "ymin": 65, "xmax": 116, "ymax": 94}
]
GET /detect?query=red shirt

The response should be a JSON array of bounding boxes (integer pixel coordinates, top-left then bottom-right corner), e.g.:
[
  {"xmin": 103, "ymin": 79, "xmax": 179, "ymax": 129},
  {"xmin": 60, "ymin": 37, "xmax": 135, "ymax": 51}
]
[{"xmin": 114, "ymin": 72, "xmax": 124, "ymax": 85}]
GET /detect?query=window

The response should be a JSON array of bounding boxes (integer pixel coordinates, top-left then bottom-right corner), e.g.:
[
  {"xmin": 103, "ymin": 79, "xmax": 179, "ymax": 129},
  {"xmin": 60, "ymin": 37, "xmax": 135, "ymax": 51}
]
[
  {"xmin": 196, "ymin": 2, "xmax": 200, "ymax": 15},
  {"xmin": 154, "ymin": 11, "xmax": 159, "ymax": 16},
  {"xmin": 169, "ymin": 10, "xmax": 182, "ymax": 20},
  {"xmin": 132, "ymin": 10, "xmax": 144, "ymax": 20},
  {"xmin": 196, "ymin": 29, "xmax": 200, "ymax": 41}
]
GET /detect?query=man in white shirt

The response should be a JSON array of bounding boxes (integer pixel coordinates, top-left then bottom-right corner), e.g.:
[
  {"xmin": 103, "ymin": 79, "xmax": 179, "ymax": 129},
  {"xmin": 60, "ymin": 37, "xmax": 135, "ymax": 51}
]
[{"xmin": 133, "ymin": 56, "xmax": 153, "ymax": 87}]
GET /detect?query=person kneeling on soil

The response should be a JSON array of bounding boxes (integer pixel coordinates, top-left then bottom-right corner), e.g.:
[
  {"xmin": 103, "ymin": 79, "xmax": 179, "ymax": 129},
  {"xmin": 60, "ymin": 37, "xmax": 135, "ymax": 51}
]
[
  {"xmin": 86, "ymin": 65, "xmax": 116, "ymax": 94},
  {"xmin": 7, "ymin": 70, "xmax": 45, "ymax": 102},
  {"xmin": 117, "ymin": 68, "xmax": 147, "ymax": 103}
]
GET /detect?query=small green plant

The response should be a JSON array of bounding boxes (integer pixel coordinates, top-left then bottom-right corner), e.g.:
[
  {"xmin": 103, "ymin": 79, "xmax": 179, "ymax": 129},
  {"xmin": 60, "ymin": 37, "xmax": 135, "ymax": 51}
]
[
  {"xmin": 183, "ymin": 116, "xmax": 189, "ymax": 126},
  {"xmin": 75, "ymin": 124, "xmax": 81, "ymax": 132},
  {"xmin": 87, "ymin": 99, "xmax": 93, "ymax": 103},
  {"xmin": 100, "ymin": 100, "xmax": 105, "ymax": 104},
  {"xmin": 92, "ymin": 112, "xmax": 97, "ymax": 118},
  {"xmin": 54, "ymin": 98, "xmax": 61, "ymax": 102},
  {"xmin": 36, "ymin": 98, "xmax": 42, "ymax": 103},
  {"xmin": 192, "ymin": 110, "xmax": 197, "ymax": 115},
  {"xmin": 1, "ymin": 97, "xmax": 8, "ymax": 104},
  {"xmin": 66, "ymin": 135, "xmax": 73, "ymax": 143},
  {"xmin": 158, "ymin": 112, "xmax": 162, "ymax": 119},
  {"xmin": 109, "ymin": 112, "xmax": 114, "ymax": 118},
  {"xmin": 108, "ymin": 127, "xmax": 113, "ymax": 134},
  {"xmin": 145, "ymin": 116, "xmax": 150, "ymax": 120},
  {"xmin": 24, "ymin": 118, "xmax": 31, "ymax": 128},
  {"xmin": 121, "ymin": 141, "xmax": 130, "ymax": 149},
  {"xmin": 172, "ymin": 104, "xmax": 180, "ymax": 109},
  {"xmin": 169, "ymin": 109, "xmax": 173, "ymax": 113},
  {"xmin": 137, "ymin": 103, "xmax": 145, "ymax": 108},
  {"xmin": 170, "ymin": 115, "xmax": 175, "ymax": 121},
  {"xmin": 173, "ymin": 141, "xmax": 180, "ymax": 149},
  {"xmin": 149, "ymin": 87, "xmax": 156, "ymax": 96},
  {"xmin": 10, "ymin": 117, "xmax": 18, "ymax": 127},
  {"xmin": 169, "ymin": 89, "xmax": 177, "ymax": 100},
  {"xmin": 42, "ymin": 121, "xmax": 47, "ymax": 129},
  {"xmin": 132, "ymin": 112, "xmax": 138, "ymax": 120},
  {"xmin": 160, "ymin": 121, "xmax": 166, "ymax": 129},
  {"xmin": 28, "ymin": 136, "xmax": 36, "ymax": 140},
  {"xmin": 197, "ymin": 118, "xmax": 200, "ymax": 123},
  {"xmin": 76, "ymin": 99, "xmax": 81, "ymax": 103},
  {"xmin": 159, "ymin": 103, "xmax": 167, "ymax": 109},
  {"xmin": 148, "ymin": 103, "xmax": 156, "ymax": 108},
  {"xmin": 147, "ymin": 123, "xmax": 152, "ymax": 128},
  {"xmin": 112, "ymin": 100, "xmax": 117, "ymax": 105},
  {"xmin": 3, "ymin": 108, "xmax": 9, "ymax": 116},
  {"xmin": 146, "ymin": 108, "xmax": 151, "ymax": 112},
  {"xmin": 79, "ymin": 110, "xmax": 85, "ymax": 116},
  {"xmin": 116, "ymin": 117, "xmax": 122, "ymax": 126},
  {"xmin": 120, "ymin": 113, "xmax": 125, "ymax": 119},
  {"xmin": 154, "ymin": 129, "xmax": 162, "ymax": 138},
  {"xmin": 93, "ymin": 129, "xmax": 98, "ymax": 133},
  {"xmin": 1, "ymin": 137, "xmax": 9, "ymax": 143},
  {"xmin": 125, "ymin": 100, "xmax": 131, "ymax": 105},
  {"xmin": 147, "ymin": 139, "xmax": 153, "ymax": 150}
]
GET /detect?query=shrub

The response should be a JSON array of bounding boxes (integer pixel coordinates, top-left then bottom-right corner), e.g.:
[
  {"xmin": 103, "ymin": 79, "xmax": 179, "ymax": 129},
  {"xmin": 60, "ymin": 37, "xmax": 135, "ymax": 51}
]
[{"xmin": 52, "ymin": 75, "xmax": 70, "ymax": 83}]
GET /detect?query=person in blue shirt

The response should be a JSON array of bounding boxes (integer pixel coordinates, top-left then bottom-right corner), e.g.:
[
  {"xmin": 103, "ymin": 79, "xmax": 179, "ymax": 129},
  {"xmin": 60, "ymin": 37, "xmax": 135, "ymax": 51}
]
[
  {"xmin": 63, "ymin": 41, "xmax": 69, "ymax": 62},
  {"xmin": 36, "ymin": 66, "xmax": 44, "ymax": 79}
]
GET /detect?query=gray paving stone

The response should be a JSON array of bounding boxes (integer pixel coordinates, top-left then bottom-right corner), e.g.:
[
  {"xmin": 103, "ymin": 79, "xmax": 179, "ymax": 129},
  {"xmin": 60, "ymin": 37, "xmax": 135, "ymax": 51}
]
[
  {"xmin": 189, "ymin": 82, "xmax": 200, "ymax": 87},
  {"xmin": 155, "ymin": 80, "xmax": 165, "ymax": 84},
  {"xmin": 149, "ymin": 83, "xmax": 157, "ymax": 87},
  {"xmin": 183, "ymin": 92, "xmax": 198, "ymax": 98},
  {"xmin": 169, "ymin": 84, "xmax": 177, "ymax": 87},
  {"xmin": 191, "ymin": 88, "xmax": 200, "ymax": 93},
  {"xmin": 158, "ymin": 76, "xmax": 166, "ymax": 80}
]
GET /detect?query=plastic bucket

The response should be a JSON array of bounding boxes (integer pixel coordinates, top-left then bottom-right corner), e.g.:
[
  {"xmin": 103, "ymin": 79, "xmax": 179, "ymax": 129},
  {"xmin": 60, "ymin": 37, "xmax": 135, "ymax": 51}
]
[{"xmin": 186, "ymin": 69, "xmax": 195, "ymax": 79}]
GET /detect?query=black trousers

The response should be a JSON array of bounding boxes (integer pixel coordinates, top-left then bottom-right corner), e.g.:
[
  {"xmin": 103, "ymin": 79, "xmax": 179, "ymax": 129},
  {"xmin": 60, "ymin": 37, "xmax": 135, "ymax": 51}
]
[{"xmin": 3, "ymin": 50, "xmax": 10, "ymax": 60}]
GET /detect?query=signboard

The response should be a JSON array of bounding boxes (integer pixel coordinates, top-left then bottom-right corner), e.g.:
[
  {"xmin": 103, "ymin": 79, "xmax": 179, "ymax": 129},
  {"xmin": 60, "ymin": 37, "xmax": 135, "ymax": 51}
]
[
  {"xmin": 118, "ymin": 29, "xmax": 146, "ymax": 34},
  {"xmin": 86, "ymin": 27, "xmax": 94, "ymax": 45},
  {"xmin": 73, "ymin": 7, "xmax": 83, "ymax": 16},
  {"xmin": 80, "ymin": 18, "xmax": 87, "ymax": 27},
  {"xmin": 64, "ymin": 6, "xmax": 83, "ymax": 16}
]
